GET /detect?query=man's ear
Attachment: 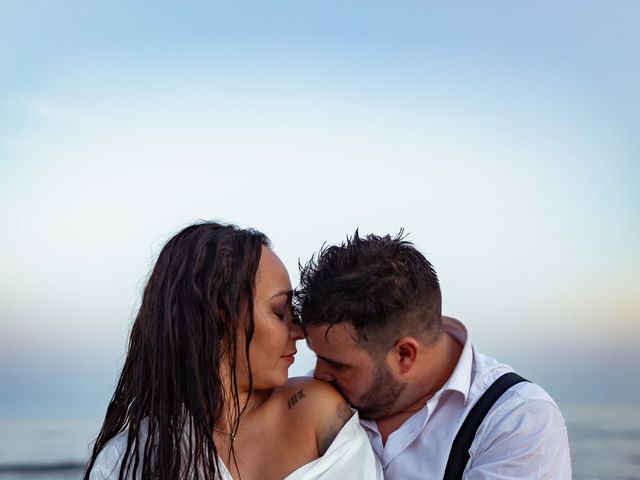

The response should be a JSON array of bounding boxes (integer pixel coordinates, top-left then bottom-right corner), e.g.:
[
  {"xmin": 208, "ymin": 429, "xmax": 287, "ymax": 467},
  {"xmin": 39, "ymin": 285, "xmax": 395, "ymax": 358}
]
[{"xmin": 392, "ymin": 337, "xmax": 419, "ymax": 375}]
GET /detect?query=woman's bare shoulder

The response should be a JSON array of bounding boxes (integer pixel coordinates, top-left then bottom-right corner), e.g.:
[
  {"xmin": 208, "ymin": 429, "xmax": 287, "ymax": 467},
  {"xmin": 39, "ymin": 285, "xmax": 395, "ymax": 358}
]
[
  {"xmin": 272, "ymin": 377, "xmax": 354, "ymax": 455},
  {"xmin": 274, "ymin": 377, "xmax": 344, "ymax": 407}
]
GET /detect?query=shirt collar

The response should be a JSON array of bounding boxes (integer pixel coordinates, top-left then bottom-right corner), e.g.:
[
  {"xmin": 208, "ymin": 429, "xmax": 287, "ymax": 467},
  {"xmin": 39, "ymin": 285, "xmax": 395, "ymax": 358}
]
[{"xmin": 435, "ymin": 316, "xmax": 473, "ymax": 405}]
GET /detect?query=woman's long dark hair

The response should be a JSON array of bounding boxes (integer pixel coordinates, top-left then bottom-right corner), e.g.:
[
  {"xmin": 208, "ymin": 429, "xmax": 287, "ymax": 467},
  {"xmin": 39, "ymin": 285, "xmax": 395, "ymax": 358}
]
[{"xmin": 84, "ymin": 222, "xmax": 269, "ymax": 479}]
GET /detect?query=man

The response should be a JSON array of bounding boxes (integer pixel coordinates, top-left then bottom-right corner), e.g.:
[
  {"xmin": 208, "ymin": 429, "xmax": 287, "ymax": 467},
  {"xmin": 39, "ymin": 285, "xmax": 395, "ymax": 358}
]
[{"xmin": 296, "ymin": 231, "xmax": 571, "ymax": 479}]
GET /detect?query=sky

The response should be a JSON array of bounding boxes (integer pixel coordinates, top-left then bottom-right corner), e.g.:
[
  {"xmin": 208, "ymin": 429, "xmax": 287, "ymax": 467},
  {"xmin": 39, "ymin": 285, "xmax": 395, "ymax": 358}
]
[{"xmin": 1, "ymin": 1, "xmax": 639, "ymax": 420}]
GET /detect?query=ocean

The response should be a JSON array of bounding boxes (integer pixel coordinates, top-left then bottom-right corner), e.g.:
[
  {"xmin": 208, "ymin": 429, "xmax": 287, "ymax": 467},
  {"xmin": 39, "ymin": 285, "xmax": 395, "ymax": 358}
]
[{"xmin": 0, "ymin": 405, "xmax": 637, "ymax": 479}]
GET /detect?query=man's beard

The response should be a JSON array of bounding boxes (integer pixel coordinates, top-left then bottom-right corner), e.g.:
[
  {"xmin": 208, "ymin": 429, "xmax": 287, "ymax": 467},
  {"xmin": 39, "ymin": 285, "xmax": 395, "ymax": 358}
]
[{"xmin": 351, "ymin": 362, "xmax": 406, "ymax": 419}]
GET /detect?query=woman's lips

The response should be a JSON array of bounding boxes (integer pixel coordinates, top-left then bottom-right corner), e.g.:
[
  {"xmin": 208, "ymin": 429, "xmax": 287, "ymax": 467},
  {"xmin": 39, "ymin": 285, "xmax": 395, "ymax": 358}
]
[{"xmin": 282, "ymin": 351, "xmax": 296, "ymax": 364}]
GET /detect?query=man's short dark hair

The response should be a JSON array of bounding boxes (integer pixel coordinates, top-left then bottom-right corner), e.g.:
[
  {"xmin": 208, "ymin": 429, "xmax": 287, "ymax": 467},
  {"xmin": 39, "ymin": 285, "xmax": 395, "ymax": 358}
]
[{"xmin": 295, "ymin": 230, "xmax": 442, "ymax": 355}]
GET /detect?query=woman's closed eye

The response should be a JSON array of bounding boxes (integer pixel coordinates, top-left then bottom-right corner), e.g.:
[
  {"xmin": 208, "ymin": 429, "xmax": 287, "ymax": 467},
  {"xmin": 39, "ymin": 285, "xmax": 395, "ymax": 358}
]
[
  {"xmin": 273, "ymin": 304, "xmax": 292, "ymax": 321},
  {"xmin": 272, "ymin": 297, "xmax": 301, "ymax": 324}
]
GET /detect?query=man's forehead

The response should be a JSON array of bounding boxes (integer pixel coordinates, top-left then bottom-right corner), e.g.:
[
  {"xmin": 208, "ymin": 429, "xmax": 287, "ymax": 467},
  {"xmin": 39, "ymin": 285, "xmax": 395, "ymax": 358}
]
[{"xmin": 305, "ymin": 322, "xmax": 359, "ymax": 349}]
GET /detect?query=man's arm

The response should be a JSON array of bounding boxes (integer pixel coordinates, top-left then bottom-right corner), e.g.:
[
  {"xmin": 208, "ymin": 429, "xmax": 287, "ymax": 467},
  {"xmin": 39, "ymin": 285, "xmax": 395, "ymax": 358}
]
[{"xmin": 465, "ymin": 398, "xmax": 571, "ymax": 479}]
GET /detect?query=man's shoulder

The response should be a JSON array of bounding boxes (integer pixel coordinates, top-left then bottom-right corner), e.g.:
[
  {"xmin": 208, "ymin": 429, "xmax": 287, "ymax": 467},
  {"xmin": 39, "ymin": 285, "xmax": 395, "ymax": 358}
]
[
  {"xmin": 485, "ymin": 379, "xmax": 563, "ymax": 425},
  {"xmin": 463, "ymin": 358, "xmax": 571, "ymax": 474},
  {"xmin": 469, "ymin": 348, "xmax": 563, "ymax": 425},
  {"xmin": 471, "ymin": 367, "xmax": 566, "ymax": 444},
  {"xmin": 470, "ymin": 381, "xmax": 570, "ymax": 475}
]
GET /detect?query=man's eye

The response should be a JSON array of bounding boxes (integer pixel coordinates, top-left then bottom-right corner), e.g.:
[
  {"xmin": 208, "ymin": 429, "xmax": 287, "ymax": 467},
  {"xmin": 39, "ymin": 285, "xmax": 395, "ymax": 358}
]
[{"xmin": 323, "ymin": 358, "xmax": 343, "ymax": 369}]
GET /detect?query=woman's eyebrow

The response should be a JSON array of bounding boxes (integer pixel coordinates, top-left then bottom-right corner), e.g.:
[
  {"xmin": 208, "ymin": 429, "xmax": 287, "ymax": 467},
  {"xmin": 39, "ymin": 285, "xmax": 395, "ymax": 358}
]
[{"xmin": 269, "ymin": 289, "xmax": 293, "ymax": 300}]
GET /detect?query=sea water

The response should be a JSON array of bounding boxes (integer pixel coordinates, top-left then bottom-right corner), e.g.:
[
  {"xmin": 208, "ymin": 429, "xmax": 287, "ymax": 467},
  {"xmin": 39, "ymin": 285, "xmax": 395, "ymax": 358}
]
[
  {"xmin": 0, "ymin": 405, "xmax": 638, "ymax": 479},
  {"xmin": 565, "ymin": 404, "xmax": 640, "ymax": 480}
]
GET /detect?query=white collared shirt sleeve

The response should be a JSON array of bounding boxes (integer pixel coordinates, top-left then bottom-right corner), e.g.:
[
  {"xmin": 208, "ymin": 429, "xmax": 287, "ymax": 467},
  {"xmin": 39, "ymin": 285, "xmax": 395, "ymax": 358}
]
[{"xmin": 465, "ymin": 394, "xmax": 572, "ymax": 479}]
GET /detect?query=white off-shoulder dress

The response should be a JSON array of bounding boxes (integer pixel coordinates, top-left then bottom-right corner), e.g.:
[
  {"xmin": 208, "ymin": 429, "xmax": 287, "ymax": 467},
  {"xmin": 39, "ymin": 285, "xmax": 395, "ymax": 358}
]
[{"xmin": 90, "ymin": 411, "xmax": 383, "ymax": 480}]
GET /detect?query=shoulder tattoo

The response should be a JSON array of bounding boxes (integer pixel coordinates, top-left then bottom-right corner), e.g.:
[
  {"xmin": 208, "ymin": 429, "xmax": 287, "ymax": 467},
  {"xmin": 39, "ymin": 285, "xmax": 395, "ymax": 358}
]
[{"xmin": 287, "ymin": 389, "xmax": 306, "ymax": 409}]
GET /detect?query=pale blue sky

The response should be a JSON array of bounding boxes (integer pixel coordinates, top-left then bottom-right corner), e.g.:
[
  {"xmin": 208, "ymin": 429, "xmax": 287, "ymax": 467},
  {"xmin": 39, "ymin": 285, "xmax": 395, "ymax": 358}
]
[{"xmin": 1, "ymin": 1, "xmax": 638, "ymax": 419}]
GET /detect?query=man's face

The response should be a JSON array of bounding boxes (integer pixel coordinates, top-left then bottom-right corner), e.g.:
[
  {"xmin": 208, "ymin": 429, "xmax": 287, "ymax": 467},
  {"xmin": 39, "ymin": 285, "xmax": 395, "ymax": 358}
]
[{"xmin": 305, "ymin": 322, "xmax": 406, "ymax": 419}]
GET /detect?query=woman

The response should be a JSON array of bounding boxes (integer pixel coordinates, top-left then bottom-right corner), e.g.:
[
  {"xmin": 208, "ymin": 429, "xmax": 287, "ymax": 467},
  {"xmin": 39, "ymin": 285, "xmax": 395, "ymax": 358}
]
[{"xmin": 85, "ymin": 222, "xmax": 383, "ymax": 480}]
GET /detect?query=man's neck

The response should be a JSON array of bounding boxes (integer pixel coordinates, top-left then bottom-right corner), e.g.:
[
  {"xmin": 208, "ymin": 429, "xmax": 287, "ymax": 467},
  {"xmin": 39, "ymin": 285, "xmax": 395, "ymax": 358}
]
[{"xmin": 375, "ymin": 332, "xmax": 463, "ymax": 445}]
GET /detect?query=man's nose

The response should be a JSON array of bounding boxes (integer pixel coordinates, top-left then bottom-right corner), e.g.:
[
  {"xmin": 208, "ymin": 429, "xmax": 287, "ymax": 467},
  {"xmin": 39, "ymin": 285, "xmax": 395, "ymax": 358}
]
[
  {"xmin": 313, "ymin": 361, "xmax": 335, "ymax": 382},
  {"xmin": 289, "ymin": 321, "xmax": 304, "ymax": 340}
]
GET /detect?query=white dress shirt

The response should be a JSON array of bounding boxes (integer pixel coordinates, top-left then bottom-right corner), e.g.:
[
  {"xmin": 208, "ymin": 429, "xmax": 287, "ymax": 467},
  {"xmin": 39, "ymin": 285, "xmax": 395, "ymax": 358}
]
[
  {"xmin": 359, "ymin": 317, "xmax": 572, "ymax": 479},
  {"xmin": 90, "ymin": 410, "xmax": 383, "ymax": 479}
]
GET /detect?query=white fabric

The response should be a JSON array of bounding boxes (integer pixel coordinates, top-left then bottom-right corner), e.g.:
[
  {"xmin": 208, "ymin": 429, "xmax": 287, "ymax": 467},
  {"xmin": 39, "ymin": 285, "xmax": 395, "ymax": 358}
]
[
  {"xmin": 218, "ymin": 411, "xmax": 383, "ymax": 480},
  {"xmin": 359, "ymin": 317, "xmax": 572, "ymax": 479},
  {"xmin": 90, "ymin": 410, "xmax": 383, "ymax": 480},
  {"xmin": 89, "ymin": 420, "xmax": 147, "ymax": 480}
]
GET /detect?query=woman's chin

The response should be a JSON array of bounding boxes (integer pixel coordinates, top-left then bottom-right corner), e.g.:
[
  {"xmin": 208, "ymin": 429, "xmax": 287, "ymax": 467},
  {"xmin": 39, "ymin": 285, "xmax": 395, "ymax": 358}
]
[{"xmin": 253, "ymin": 371, "xmax": 289, "ymax": 391}]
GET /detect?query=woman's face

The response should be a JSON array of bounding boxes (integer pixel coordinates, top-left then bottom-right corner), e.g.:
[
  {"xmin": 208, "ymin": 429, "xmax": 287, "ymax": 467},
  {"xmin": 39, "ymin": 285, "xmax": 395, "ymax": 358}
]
[{"xmin": 244, "ymin": 246, "xmax": 303, "ymax": 390}]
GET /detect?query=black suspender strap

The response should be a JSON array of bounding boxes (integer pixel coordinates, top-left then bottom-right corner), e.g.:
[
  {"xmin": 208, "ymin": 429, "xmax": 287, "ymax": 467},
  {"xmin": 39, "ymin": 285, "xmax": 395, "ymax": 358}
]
[{"xmin": 443, "ymin": 372, "xmax": 530, "ymax": 480}]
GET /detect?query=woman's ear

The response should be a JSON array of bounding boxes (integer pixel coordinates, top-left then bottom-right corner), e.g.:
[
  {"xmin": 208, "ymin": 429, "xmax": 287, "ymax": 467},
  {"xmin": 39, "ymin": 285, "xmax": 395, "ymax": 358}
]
[{"xmin": 393, "ymin": 337, "xmax": 419, "ymax": 375}]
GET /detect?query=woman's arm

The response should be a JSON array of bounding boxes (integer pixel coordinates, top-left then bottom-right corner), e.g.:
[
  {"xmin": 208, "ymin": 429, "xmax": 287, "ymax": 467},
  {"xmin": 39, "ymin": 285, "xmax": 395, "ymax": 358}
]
[
  {"xmin": 277, "ymin": 377, "xmax": 354, "ymax": 456},
  {"xmin": 314, "ymin": 387, "xmax": 354, "ymax": 455}
]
